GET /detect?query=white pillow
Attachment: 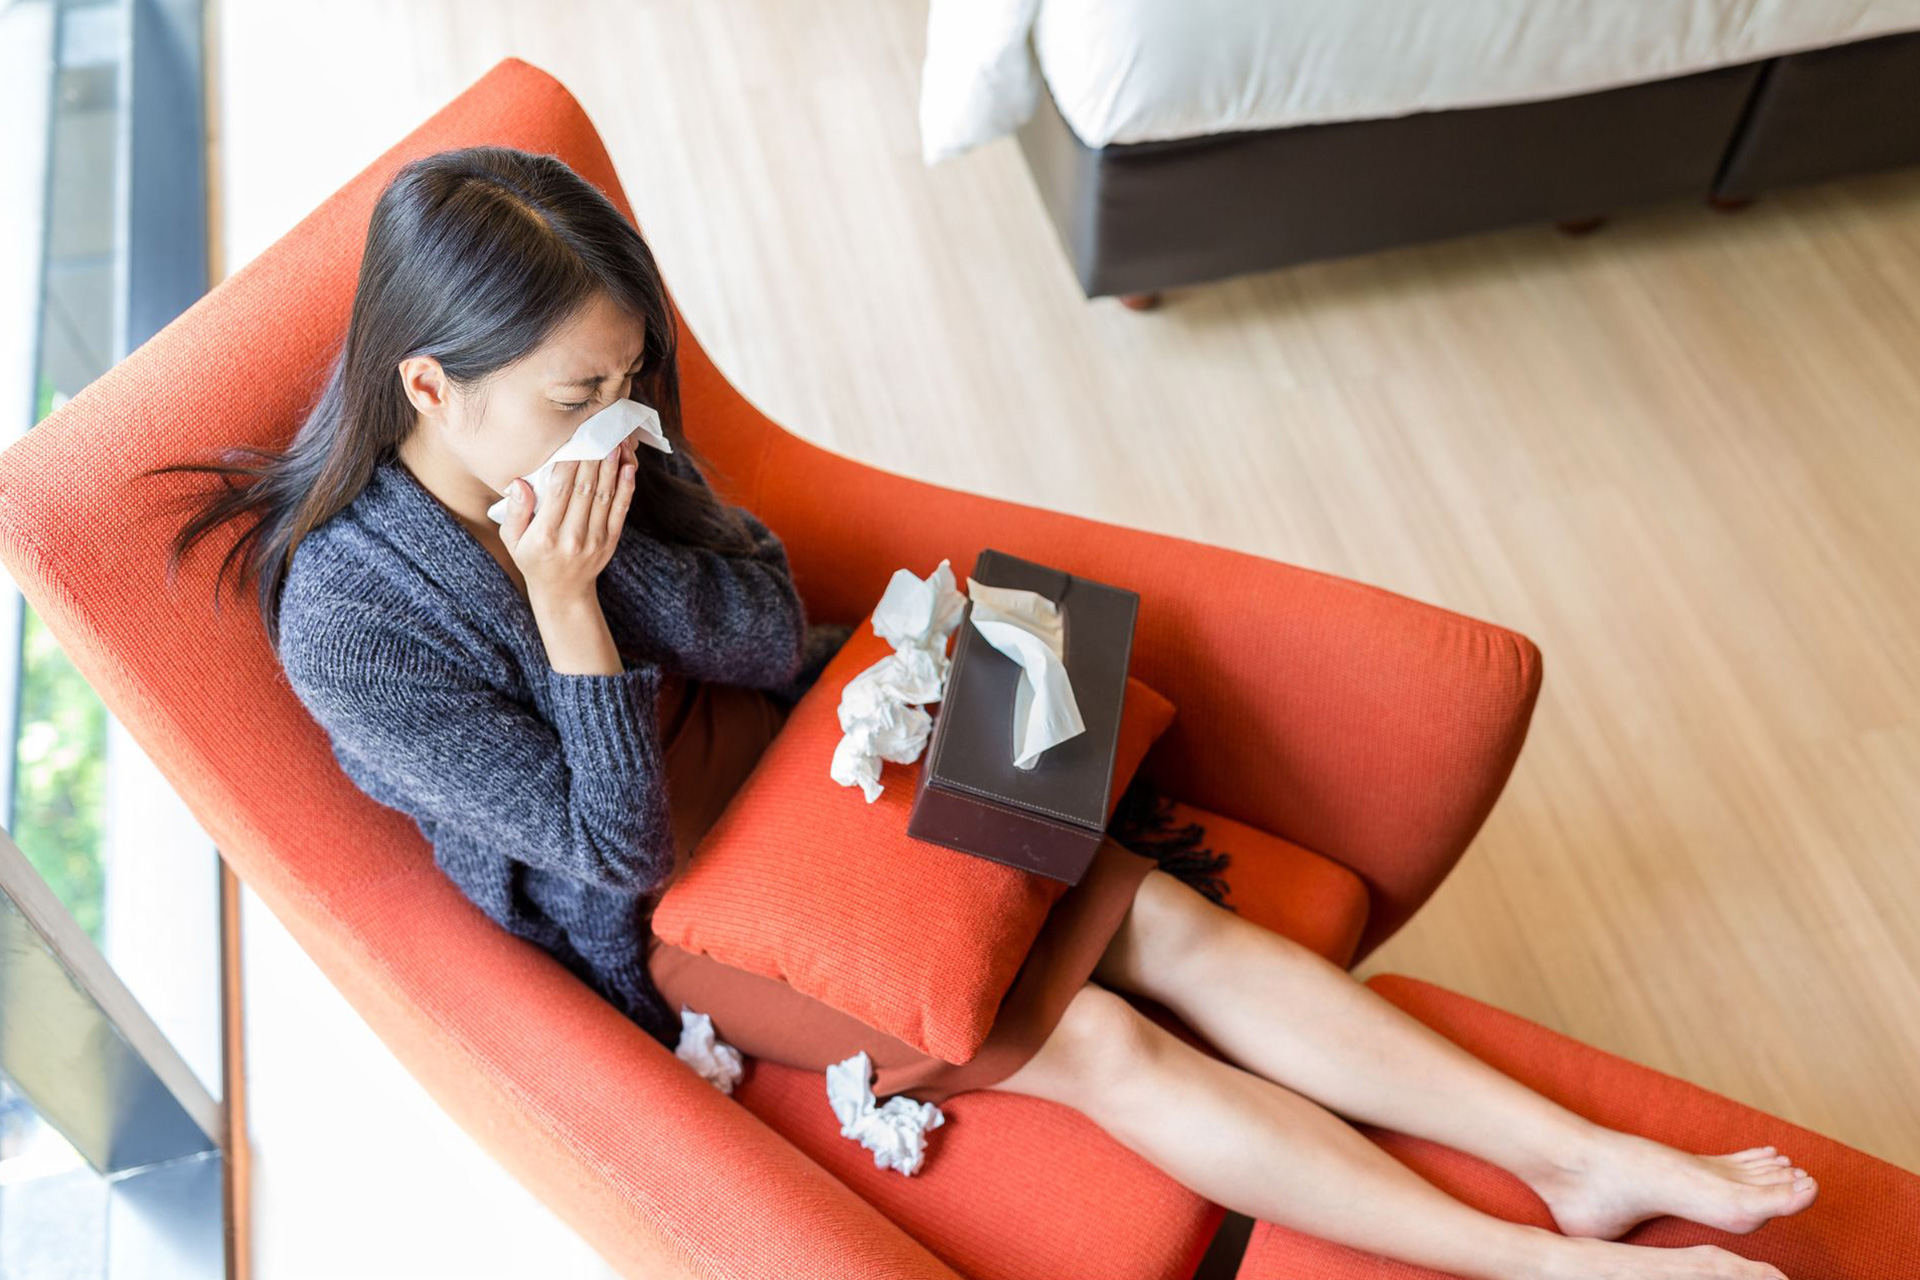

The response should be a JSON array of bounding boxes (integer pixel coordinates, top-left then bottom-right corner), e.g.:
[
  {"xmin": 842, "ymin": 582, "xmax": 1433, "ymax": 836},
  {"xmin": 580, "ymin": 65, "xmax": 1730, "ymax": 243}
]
[{"xmin": 919, "ymin": 0, "xmax": 1044, "ymax": 165}]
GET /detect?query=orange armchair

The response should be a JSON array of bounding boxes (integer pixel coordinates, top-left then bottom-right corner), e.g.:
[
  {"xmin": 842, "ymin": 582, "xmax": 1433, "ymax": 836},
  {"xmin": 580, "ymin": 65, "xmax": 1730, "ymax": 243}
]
[{"xmin": 0, "ymin": 57, "xmax": 1559, "ymax": 1279}]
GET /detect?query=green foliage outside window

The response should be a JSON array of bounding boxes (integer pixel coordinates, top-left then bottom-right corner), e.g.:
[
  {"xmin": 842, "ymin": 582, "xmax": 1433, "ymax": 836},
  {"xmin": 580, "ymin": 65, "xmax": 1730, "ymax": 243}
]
[{"xmin": 8, "ymin": 377, "xmax": 106, "ymax": 946}]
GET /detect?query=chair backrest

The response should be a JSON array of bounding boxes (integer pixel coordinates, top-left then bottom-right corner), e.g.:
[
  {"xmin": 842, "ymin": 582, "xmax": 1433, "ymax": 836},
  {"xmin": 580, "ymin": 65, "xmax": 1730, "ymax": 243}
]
[
  {"xmin": 0, "ymin": 57, "xmax": 963, "ymax": 1280},
  {"xmin": 0, "ymin": 53, "xmax": 783, "ymax": 955}
]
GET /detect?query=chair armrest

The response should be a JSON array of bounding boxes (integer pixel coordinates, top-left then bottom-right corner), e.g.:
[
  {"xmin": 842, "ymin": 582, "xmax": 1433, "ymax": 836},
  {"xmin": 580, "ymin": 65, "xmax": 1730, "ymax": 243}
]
[
  {"xmin": 750, "ymin": 427, "xmax": 1543, "ymax": 964},
  {"xmin": 286, "ymin": 864, "xmax": 966, "ymax": 1280}
]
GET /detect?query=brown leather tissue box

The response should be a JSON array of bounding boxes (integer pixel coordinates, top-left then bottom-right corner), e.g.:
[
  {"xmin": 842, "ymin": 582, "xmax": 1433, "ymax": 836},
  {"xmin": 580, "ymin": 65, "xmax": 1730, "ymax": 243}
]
[{"xmin": 906, "ymin": 548, "xmax": 1139, "ymax": 886}]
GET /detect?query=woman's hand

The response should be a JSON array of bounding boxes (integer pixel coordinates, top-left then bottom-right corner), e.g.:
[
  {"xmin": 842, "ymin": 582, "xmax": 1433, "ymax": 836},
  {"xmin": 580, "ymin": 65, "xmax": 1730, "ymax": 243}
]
[{"xmin": 500, "ymin": 438, "xmax": 639, "ymax": 611}]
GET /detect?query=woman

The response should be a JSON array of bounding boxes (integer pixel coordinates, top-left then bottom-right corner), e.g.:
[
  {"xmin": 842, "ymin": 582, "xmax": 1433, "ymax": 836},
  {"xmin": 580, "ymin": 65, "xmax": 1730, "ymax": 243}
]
[{"xmin": 152, "ymin": 146, "xmax": 1813, "ymax": 1280}]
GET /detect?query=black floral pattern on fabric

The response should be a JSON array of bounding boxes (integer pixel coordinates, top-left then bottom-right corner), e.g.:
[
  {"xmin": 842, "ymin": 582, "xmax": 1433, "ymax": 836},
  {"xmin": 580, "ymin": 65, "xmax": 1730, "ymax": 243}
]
[{"xmin": 1104, "ymin": 772, "xmax": 1237, "ymax": 911}]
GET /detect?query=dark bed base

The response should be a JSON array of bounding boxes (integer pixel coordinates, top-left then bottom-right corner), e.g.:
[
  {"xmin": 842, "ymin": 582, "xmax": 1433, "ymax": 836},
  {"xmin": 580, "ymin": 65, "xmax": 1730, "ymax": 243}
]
[
  {"xmin": 1715, "ymin": 30, "xmax": 1920, "ymax": 201},
  {"xmin": 1014, "ymin": 33, "xmax": 1920, "ymax": 303}
]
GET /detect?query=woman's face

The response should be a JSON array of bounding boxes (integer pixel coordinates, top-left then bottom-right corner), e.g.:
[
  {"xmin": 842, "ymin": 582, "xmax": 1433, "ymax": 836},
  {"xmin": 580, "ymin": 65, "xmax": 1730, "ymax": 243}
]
[{"xmin": 399, "ymin": 291, "xmax": 651, "ymax": 505}]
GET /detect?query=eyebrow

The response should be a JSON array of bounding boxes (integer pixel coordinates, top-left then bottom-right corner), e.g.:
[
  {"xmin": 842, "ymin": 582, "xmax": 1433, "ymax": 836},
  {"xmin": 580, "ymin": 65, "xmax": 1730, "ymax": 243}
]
[{"xmin": 551, "ymin": 349, "xmax": 647, "ymax": 391}]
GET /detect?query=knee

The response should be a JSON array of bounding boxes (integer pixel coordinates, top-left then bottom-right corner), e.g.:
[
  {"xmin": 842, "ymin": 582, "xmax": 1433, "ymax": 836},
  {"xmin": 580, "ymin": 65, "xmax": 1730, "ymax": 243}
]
[
  {"xmin": 1101, "ymin": 868, "xmax": 1252, "ymax": 1000},
  {"xmin": 1133, "ymin": 868, "xmax": 1233, "ymax": 959},
  {"xmin": 996, "ymin": 982, "xmax": 1165, "ymax": 1104}
]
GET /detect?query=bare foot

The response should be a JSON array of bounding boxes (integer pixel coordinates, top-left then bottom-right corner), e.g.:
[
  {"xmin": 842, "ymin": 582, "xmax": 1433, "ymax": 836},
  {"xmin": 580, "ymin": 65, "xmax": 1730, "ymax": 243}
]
[
  {"xmin": 1527, "ymin": 1129, "xmax": 1818, "ymax": 1240},
  {"xmin": 1532, "ymin": 1234, "xmax": 1791, "ymax": 1280}
]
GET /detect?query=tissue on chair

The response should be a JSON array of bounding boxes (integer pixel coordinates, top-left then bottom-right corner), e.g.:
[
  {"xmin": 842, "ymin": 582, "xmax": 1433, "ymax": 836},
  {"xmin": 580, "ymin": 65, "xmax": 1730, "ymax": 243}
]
[
  {"xmin": 826, "ymin": 1050, "xmax": 946, "ymax": 1176},
  {"xmin": 674, "ymin": 1006, "xmax": 745, "ymax": 1094},
  {"xmin": 829, "ymin": 559, "xmax": 967, "ymax": 801},
  {"xmin": 964, "ymin": 577, "xmax": 1085, "ymax": 769},
  {"xmin": 827, "ymin": 559, "xmax": 1090, "ymax": 793},
  {"xmin": 485, "ymin": 397, "xmax": 673, "ymax": 525},
  {"xmin": 830, "ymin": 670, "xmax": 936, "ymax": 801}
]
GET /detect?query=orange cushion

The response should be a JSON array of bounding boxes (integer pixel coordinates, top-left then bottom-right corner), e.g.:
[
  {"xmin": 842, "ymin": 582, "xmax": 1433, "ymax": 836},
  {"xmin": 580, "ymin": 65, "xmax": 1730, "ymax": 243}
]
[
  {"xmin": 1237, "ymin": 975, "xmax": 1920, "ymax": 1279},
  {"xmin": 1163, "ymin": 798, "xmax": 1372, "ymax": 968},
  {"xmin": 650, "ymin": 613, "xmax": 1176, "ymax": 1064},
  {"xmin": 735, "ymin": 1058, "xmax": 1222, "ymax": 1280}
]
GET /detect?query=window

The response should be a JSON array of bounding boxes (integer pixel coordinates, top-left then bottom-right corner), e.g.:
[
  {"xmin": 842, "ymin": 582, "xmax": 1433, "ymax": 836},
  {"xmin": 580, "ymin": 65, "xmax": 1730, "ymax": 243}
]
[{"xmin": 0, "ymin": 0, "xmax": 230, "ymax": 1274}]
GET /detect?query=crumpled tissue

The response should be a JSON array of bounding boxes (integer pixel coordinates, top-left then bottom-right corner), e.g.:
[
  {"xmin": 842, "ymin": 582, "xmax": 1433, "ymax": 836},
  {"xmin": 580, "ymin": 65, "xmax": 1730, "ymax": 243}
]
[
  {"xmin": 674, "ymin": 1006, "xmax": 744, "ymax": 1094},
  {"xmin": 674, "ymin": 1009, "xmax": 945, "ymax": 1176},
  {"xmin": 963, "ymin": 575, "xmax": 1085, "ymax": 769},
  {"xmin": 826, "ymin": 1050, "xmax": 946, "ymax": 1176},
  {"xmin": 829, "ymin": 558, "xmax": 1086, "ymax": 796},
  {"xmin": 828, "ymin": 558, "xmax": 969, "ymax": 801},
  {"xmin": 485, "ymin": 397, "xmax": 673, "ymax": 525}
]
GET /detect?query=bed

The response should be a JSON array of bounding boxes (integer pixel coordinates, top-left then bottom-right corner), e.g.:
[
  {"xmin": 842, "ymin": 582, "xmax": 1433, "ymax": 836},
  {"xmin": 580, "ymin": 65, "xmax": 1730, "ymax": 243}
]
[{"xmin": 920, "ymin": 1, "xmax": 1920, "ymax": 305}]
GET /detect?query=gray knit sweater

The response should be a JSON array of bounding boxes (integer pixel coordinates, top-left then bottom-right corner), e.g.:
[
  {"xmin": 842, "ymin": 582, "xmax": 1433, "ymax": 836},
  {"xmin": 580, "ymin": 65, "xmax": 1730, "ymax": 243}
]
[{"xmin": 275, "ymin": 448, "xmax": 851, "ymax": 1049}]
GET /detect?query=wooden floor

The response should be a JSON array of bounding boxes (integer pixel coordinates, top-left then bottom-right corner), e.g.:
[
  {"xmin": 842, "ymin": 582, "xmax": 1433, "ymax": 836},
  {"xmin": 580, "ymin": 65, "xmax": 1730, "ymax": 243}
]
[{"xmin": 222, "ymin": 0, "xmax": 1920, "ymax": 1271}]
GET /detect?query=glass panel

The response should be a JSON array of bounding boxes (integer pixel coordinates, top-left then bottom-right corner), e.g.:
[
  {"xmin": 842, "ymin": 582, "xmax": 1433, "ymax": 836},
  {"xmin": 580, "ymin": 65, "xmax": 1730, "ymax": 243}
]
[
  {"xmin": 9, "ymin": 0, "xmax": 125, "ymax": 948},
  {"xmin": 0, "ymin": 0, "xmax": 225, "ymax": 1270},
  {"xmin": 12, "ymin": 615, "xmax": 110, "ymax": 946},
  {"xmin": 4, "ymin": 0, "xmax": 223, "ymax": 1113},
  {"xmin": 0, "ymin": 1069, "xmax": 107, "ymax": 1280}
]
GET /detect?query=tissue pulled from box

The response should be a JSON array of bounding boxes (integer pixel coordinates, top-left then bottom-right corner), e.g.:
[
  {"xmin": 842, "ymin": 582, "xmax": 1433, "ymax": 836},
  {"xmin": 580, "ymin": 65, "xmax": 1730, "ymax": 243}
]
[
  {"xmin": 826, "ymin": 1050, "xmax": 946, "ymax": 1176},
  {"xmin": 964, "ymin": 576, "xmax": 1085, "ymax": 769},
  {"xmin": 485, "ymin": 397, "xmax": 673, "ymax": 525},
  {"xmin": 829, "ymin": 559, "xmax": 968, "ymax": 800}
]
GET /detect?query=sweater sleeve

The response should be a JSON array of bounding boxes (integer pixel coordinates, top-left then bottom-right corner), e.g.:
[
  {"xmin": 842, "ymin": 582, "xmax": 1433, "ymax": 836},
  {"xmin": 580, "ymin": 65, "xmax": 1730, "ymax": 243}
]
[
  {"xmin": 280, "ymin": 602, "xmax": 677, "ymax": 897},
  {"xmin": 595, "ymin": 447, "xmax": 809, "ymax": 690}
]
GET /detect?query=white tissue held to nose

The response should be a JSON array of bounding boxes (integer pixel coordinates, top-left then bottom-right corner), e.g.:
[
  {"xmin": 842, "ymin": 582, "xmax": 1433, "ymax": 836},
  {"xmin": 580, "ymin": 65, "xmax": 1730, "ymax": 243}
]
[
  {"xmin": 485, "ymin": 397, "xmax": 673, "ymax": 525},
  {"xmin": 826, "ymin": 1050, "xmax": 945, "ymax": 1176}
]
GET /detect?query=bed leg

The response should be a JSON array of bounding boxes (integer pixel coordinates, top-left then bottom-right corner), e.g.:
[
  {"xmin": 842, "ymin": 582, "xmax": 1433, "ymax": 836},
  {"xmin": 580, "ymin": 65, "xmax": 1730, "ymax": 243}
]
[
  {"xmin": 1117, "ymin": 291, "xmax": 1162, "ymax": 311},
  {"xmin": 1553, "ymin": 216, "xmax": 1608, "ymax": 236}
]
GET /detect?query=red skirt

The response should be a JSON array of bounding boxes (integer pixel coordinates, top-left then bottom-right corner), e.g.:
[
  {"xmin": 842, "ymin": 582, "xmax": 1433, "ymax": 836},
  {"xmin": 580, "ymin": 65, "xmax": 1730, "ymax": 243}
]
[{"xmin": 644, "ymin": 671, "xmax": 1158, "ymax": 1104}]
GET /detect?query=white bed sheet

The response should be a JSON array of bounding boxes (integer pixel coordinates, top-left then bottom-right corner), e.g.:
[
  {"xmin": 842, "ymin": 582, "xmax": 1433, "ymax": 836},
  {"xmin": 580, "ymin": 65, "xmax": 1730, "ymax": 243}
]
[{"xmin": 920, "ymin": 0, "xmax": 1920, "ymax": 164}]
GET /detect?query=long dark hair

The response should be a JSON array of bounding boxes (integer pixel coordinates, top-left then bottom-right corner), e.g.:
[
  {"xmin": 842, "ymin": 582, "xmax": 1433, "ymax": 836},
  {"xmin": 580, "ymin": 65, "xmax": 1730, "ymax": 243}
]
[{"xmin": 144, "ymin": 144, "xmax": 758, "ymax": 649}]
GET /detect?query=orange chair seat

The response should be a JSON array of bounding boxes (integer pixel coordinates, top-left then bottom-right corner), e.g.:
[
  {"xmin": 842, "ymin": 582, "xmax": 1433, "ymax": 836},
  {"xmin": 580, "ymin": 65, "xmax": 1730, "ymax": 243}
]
[
  {"xmin": 736, "ymin": 1063, "xmax": 1224, "ymax": 1280},
  {"xmin": 1234, "ymin": 975, "xmax": 1920, "ymax": 1279},
  {"xmin": 718, "ymin": 796, "xmax": 1369, "ymax": 1280}
]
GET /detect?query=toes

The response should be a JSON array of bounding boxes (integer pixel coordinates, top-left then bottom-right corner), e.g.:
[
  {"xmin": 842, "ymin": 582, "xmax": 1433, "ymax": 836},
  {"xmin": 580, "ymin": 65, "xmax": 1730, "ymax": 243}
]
[
  {"xmin": 1779, "ymin": 1175, "xmax": 1818, "ymax": 1206},
  {"xmin": 1732, "ymin": 1172, "xmax": 1817, "ymax": 1223},
  {"xmin": 1743, "ymin": 1162, "xmax": 1806, "ymax": 1185}
]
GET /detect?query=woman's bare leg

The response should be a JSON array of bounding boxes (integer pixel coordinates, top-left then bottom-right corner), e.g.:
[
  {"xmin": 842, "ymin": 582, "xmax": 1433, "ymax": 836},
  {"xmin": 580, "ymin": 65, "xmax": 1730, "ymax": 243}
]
[
  {"xmin": 1094, "ymin": 870, "xmax": 1818, "ymax": 1241},
  {"xmin": 992, "ymin": 983, "xmax": 1790, "ymax": 1280}
]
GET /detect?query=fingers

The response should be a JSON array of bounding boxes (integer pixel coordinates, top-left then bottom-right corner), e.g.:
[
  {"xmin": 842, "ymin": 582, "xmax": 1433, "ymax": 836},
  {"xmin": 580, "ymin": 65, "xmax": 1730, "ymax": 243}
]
[
  {"xmin": 503, "ymin": 479, "xmax": 534, "ymax": 545},
  {"xmin": 544, "ymin": 459, "xmax": 579, "ymax": 532},
  {"xmin": 607, "ymin": 440, "xmax": 637, "ymax": 539},
  {"xmin": 558, "ymin": 445, "xmax": 624, "ymax": 550},
  {"xmin": 558, "ymin": 456, "xmax": 595, "ymax": 547}
]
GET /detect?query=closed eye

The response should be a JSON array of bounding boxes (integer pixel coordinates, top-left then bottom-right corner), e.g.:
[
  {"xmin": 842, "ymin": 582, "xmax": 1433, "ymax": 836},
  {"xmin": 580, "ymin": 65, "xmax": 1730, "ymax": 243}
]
[{"xmin": 555, "ymin": 369, "xmax": 643, "ymax": 414}]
